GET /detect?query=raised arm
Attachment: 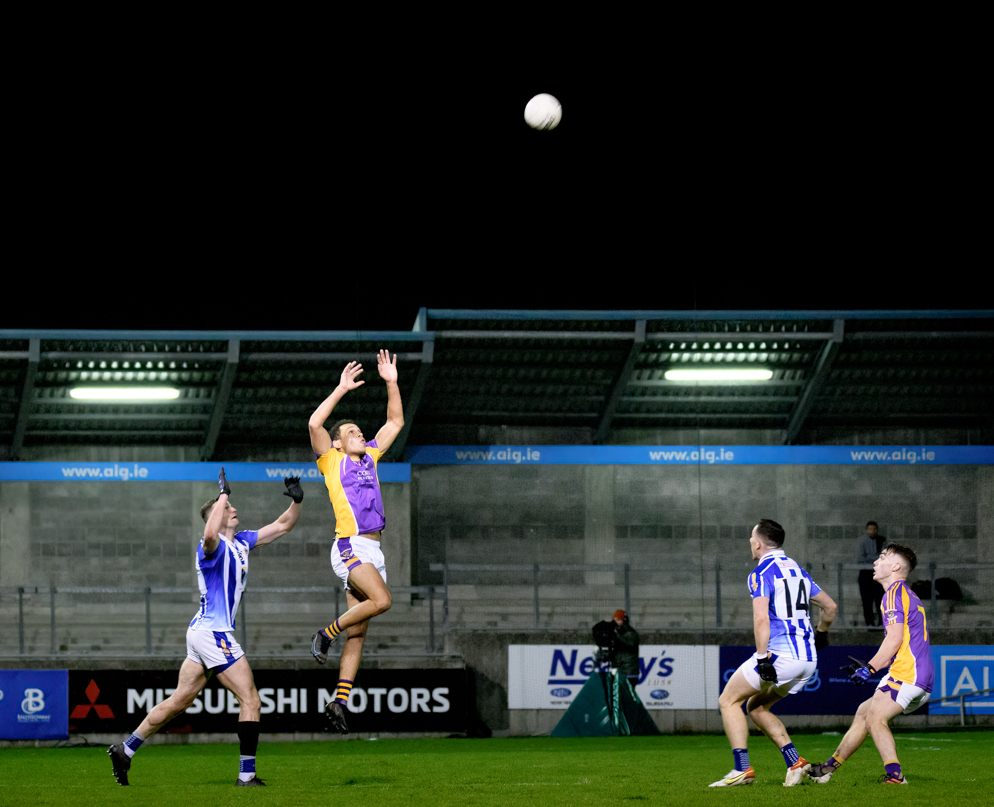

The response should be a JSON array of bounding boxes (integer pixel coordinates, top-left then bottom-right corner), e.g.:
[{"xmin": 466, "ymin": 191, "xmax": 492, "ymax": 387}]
[
  {"xmin": 202, "ymin": 467, "xmax": 231, "ymax": 554},
  {"xmin": 255, "ymin": 477, "xmax": 304, "ymax": 547},
  {"xmin": 309, "ymin": 361, "xmax": 365, "ymax": 455},
  {"xmin": 373, "ymin": 349, "xmax": 404, "ymax": 453}
]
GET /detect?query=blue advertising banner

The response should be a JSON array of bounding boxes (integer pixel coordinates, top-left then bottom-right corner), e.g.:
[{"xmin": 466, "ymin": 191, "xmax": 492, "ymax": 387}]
[
  {"xmin": 927, "ymin": 645, "xmax": 994, "ymax": 714},
  {"xmin": 0, "ymin": 669, "xmax": 69, "ymax": 740},
  {"xmin": 404, "ymin": 445, "xmax": 994, "ymax": 466},
  {"xmin": 718, "ymin": 647, "xmax": 928, "ymax": 715},
  {"xmin": 0, "ymin": 462, "xmax": 410, "ymax": 483}
]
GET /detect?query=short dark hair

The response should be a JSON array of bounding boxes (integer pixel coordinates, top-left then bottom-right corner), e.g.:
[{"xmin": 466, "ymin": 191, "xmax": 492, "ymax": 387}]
[
  {"xmin": 200, "ymin": 497, "xmax": 219, "ymax": 523},
  {"xmin": 331, "ymin": 419, "xmax": 356, "ymax": 442},
  {"xmin": 882, "ymin": 542, "xmax": 917, "ymax": 571},
  {"xmin": 754, "ymin": 519, "xmax": 785, "ymax": 547},
  {"xmin": 866, "ymin": 520, "xmax": 878, "ymax": 528}
]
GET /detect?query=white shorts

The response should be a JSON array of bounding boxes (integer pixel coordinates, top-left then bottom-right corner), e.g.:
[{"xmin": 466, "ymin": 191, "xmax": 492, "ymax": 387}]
[
  {"xmin": 186, "ymin": 627, "xmax": 244, "ymax": 674},
  {"xmin": 737, "ymin": 652, "xmax": 817, "ymax": 697},
  {"xmin": 877, "ymin": 674, "xmax": 931, "ymax": 714},
  {"xmin": 330, "ymin": 535, "xmax": 387, "ymax": 591}
]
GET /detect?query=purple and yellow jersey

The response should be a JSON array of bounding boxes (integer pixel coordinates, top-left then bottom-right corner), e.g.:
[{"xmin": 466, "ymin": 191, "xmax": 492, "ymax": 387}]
[
  {"xmin": 748, "ymin": 549, "xmax": 823, "ymax": 661},
  {"xmin": 190, "ymin": 530, "xmax": 258, "ymax": 632},
  {"xmin": 316, "ymin": 439, "xmax": 385, "ymax": 537},
  {"xmin": 881, "ymin": 580, "xmax": 934, "ymax": 691}
]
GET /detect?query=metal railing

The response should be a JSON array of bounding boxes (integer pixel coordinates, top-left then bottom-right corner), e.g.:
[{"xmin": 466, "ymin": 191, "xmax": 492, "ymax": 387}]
[
  {"xmin": 934, "ymin": 686, "xmax": 994, "ymax": 726},
  {"xmin": 3, "ymin": 559, "xmax": 991, "ymax": 658},
  {"xmin": 430, "ymin": 561, "xmax": 994, "ymax": 632},
  {"xmin": 1, "ymin": 585, "xmax": 449, "ymax": 658}
]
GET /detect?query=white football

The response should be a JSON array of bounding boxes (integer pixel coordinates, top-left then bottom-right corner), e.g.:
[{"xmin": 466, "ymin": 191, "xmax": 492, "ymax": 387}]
[{"xmin": 524, "ymin": 93, "xmax": 562, "ymax": 131}]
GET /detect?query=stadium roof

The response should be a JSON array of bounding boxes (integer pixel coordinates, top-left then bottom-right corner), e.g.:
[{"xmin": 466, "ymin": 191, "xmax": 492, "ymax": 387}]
[{"xmin": 2, "ymin": 309, "xmax": 992, "ymax": 458}]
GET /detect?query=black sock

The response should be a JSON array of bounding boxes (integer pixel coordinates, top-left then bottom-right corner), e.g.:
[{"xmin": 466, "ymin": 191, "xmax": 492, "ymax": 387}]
[{"xmin": 237, "ymin": 721, "xmax": 260, "ymax": 758}]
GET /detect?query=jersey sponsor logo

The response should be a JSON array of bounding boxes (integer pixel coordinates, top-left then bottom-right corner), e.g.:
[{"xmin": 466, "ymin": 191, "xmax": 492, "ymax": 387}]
[{"xmin": 750, "ymin": 573, "xmax": 758, "ymax": 593}]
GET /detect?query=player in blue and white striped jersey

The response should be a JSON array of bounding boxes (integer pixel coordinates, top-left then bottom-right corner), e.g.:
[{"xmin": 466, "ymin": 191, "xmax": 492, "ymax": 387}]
[
  {"xmin": 709, "ymin": 519, "xmax": 837, "ymax": 789},
  {"xmin": 108, "ymin": 468, "xmax": 303, "ymax": 788}
]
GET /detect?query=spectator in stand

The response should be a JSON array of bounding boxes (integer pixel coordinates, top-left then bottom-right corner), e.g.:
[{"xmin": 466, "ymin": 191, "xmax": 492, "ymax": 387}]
[{"xmin": 857, "ymin": 522, "xmax": 885, "ymax": 627}]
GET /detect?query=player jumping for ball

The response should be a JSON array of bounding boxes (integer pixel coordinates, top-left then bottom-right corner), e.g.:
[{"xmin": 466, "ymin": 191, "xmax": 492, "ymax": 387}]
[
  {"xmin": 308, "ymin": 350, "xmax": 403, "ymax": 733},
  {"xmin": 709, "ymin": 519, "xmax": 837, "ymax": 788},
  {"xmin": 805, "ymin": 543, "xmax": 933, "ymax": 785},
  {"xmin": 108, "ymin": 469, "xmax": 304, "ymax": 787}
]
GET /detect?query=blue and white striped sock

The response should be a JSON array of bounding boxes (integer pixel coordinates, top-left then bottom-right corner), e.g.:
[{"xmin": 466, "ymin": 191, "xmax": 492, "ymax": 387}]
[
  {"xmin": 781, "ymin": 742, "xmax": 800, "ymax": 767},
  {"xmin": 239, "ymin": 755, "xmax": 256, "ymax": 782},
  {"xmin": 123, "ymin": 732, "xmax": 145, "ymax": 758}
]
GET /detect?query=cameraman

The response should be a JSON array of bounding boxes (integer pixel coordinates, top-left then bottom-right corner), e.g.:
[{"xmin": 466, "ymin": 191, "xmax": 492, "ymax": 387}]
[{"xmin": 612, "ymin": 610, "xmax": 640, "ymax": 688}]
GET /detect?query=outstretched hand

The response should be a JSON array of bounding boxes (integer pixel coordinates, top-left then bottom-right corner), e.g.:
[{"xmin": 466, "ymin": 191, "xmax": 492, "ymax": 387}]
[
  {"xmin": 338, "ymin": 361, "xmax": 365, "ymax": 392},
  {"xmin": 218, "ymin": 467, "xmax": 231, "ymax": 496},
  {"xmin": 377, "ymin": 349, "xmax": 398, "ymax": 383},
  {"xmin": 283, "ymin": 476, "xmax": 304, "ymax": 504}
]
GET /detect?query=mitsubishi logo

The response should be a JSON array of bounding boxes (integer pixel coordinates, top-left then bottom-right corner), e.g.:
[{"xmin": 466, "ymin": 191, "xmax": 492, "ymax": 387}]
[{"xmin": 70, "ymin": 679, "xmax": 115, "ymax": 719}]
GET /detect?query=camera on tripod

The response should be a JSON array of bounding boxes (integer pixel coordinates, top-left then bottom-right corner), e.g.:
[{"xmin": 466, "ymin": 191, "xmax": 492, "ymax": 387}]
[{"xmin": 592, "ymin": 619, "xmax": 619, "ymax": 667}]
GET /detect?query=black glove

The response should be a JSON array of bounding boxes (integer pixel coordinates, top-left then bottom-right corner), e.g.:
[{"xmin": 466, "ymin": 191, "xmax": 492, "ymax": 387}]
[
  {"xmin": 814, "ymin": 630, "xmax": 828, "ymax": 650},
  {"xmin": 756, "ymin": 654, "xmax": 778, "ymax": 683},
  {"xmin": 841, "ymin": 655, "xmax": 876, "ymax": 686},
  {"xmin": 218, "ymin": 467, "xmax": 231, "ymax": 496},
  {"xmin": 283, "ymin": 476, "xmax": 304, "ymax": 503}
]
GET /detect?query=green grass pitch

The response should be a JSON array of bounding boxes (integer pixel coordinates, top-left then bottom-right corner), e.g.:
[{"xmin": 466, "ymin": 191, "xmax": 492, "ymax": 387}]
[{"xmin": 1, "ymin": 731, "xmax": 990, "ymax": 807}]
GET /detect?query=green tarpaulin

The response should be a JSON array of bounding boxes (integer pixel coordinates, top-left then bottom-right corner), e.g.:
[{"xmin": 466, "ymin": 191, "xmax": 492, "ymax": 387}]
[{"xmin": 551, "ymin": 671, "xmax": 661, "ymax": 737}]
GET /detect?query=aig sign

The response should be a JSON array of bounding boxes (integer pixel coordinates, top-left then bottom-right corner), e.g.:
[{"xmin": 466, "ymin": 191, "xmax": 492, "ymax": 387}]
[
  {"xmin": 0, "ymin": 670, "xmax": 69, "ymax": 740},
  {"xmin": 928, "ymin": 645, "xmax": 994, "ymax": 715}
]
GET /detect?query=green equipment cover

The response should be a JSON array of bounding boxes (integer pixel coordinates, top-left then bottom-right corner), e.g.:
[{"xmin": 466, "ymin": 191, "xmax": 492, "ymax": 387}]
[{"xmin": 551, "ymin": 671, "xmax": 661, "ymax": 737}]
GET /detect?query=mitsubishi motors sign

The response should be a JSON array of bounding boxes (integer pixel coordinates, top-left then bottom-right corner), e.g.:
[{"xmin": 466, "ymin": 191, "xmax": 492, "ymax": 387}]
[{"xmin": 66, "ymin": 669, "xmax": 468, "ymax": 734}]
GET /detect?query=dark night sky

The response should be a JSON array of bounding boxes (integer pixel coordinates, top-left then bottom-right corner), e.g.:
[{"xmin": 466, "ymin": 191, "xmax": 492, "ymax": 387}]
[{"xmin": 13, "ymin": 30, "xmax": 983, "ymax": 332}]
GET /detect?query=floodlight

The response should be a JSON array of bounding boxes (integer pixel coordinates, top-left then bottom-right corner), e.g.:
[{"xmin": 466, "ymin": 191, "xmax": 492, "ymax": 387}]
[
  {"xmin": 664, "ymin": 369, "xmax": 773, "ymax": 382},
  {"xmin": 69, "ymin": 388, "xmax": 181, "ymax": 401}
]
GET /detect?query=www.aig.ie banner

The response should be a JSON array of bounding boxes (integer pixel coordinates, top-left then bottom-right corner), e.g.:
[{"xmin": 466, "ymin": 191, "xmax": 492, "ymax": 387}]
[
  {"xmin": 405, "ymin": 445, "xmax": 994, "ymax": 465},
  {"xmin": 0, "ymin": 462, "xmax": 411, "ymax": 483}
]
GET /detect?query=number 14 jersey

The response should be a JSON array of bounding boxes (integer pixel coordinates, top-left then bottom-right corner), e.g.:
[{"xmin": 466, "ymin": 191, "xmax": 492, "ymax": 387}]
[{"xmin": 748, "ymin": 549, "xmax": 822, "ymax": 662}]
